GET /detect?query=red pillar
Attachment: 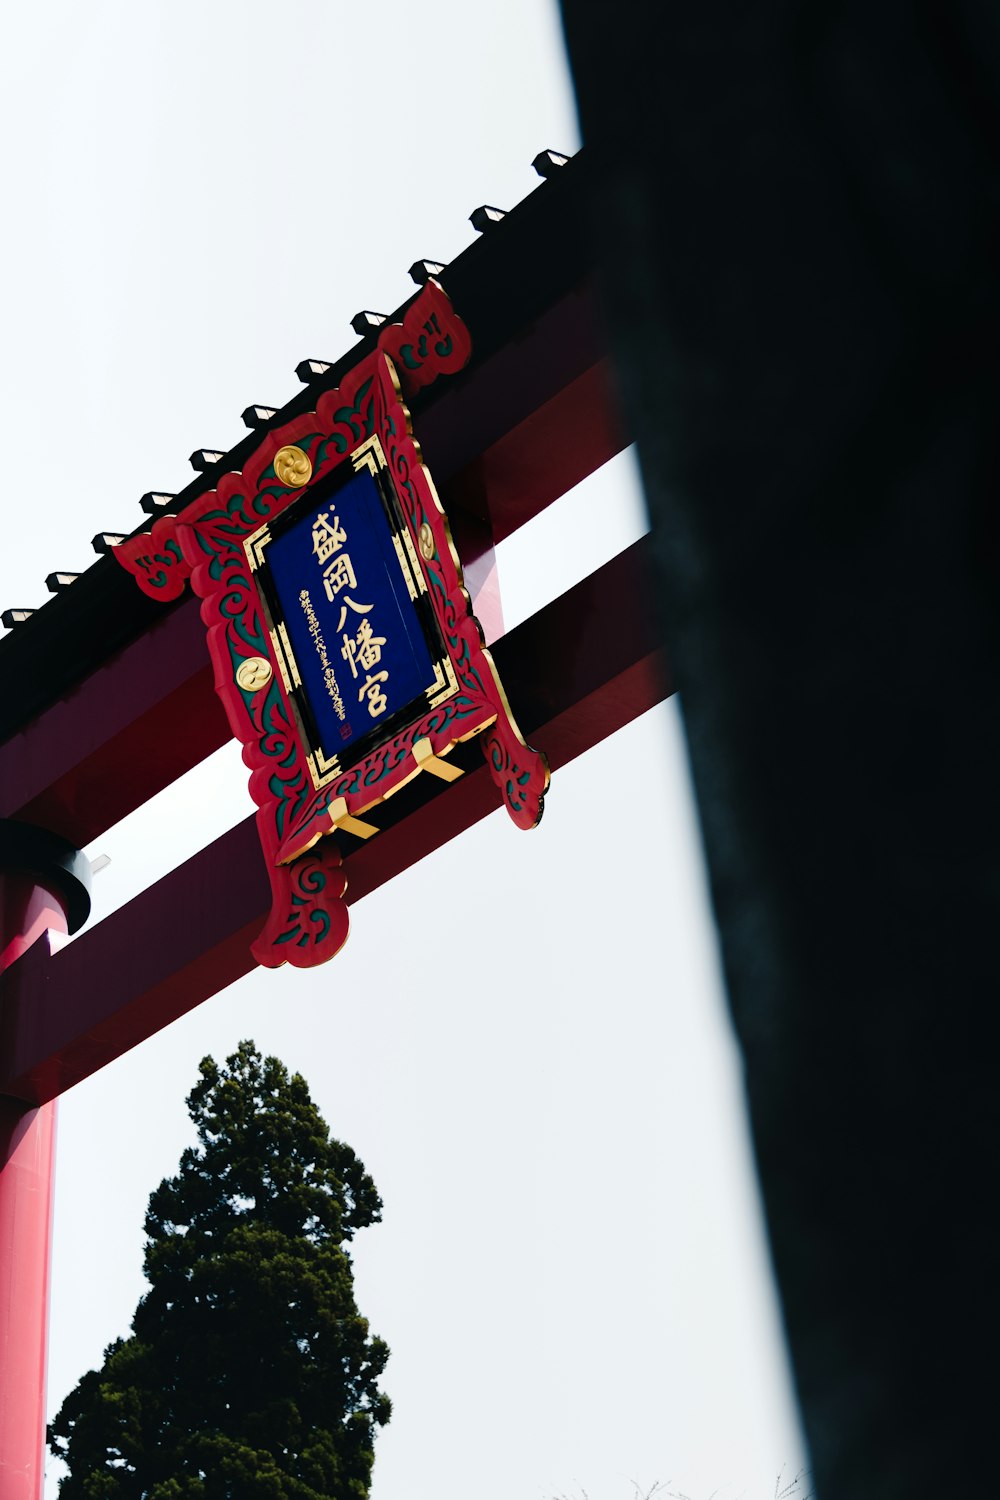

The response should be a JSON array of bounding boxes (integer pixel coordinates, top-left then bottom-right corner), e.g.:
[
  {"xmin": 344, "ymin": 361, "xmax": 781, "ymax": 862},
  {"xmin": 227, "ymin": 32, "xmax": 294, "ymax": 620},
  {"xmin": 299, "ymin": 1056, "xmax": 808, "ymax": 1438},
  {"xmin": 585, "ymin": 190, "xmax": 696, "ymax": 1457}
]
[
  {"xmin": 0, "ymin": 826, "xmax": 91, "ymax": 1500},
  {"xmin": 0, "ymin": 1096, "xmax": 57, "ymax": 1500}
]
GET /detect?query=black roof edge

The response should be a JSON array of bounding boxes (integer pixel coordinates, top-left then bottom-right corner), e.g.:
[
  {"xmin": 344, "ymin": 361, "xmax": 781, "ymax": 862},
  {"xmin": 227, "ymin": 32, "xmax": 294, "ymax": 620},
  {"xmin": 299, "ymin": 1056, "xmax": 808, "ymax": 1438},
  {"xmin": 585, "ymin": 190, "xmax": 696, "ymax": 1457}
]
[{"xmin": 0, "ymin": 149, "xmax": 590, "ymax": 743}]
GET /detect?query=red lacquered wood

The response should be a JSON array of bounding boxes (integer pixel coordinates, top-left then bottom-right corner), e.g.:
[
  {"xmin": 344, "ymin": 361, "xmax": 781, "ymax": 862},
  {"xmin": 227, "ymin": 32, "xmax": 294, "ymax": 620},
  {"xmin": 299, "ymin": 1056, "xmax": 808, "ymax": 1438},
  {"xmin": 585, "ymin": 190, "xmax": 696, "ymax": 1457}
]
[
  {"xmin": 113, "ymin": 279, "xmax": 546, "ymax": 970},
  {"xmin": 0, "ymin": 871, "xmax": 68, "ymax": 1500},
  {"xmin": 0, "ymin": 537, "xmax": 667, "ymax": 1105},
  {"xmin": 1, "ymin": 291, "xmax": 623, "ymax": 853}
]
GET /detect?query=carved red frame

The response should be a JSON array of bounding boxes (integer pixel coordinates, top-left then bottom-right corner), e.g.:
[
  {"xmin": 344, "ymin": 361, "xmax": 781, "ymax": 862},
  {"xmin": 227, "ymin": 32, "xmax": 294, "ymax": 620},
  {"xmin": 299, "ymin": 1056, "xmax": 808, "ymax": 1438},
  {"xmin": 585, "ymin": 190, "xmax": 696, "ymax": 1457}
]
[{"xmin": 116, "ymin": 284, "xmax": 548, "ymax": 968}]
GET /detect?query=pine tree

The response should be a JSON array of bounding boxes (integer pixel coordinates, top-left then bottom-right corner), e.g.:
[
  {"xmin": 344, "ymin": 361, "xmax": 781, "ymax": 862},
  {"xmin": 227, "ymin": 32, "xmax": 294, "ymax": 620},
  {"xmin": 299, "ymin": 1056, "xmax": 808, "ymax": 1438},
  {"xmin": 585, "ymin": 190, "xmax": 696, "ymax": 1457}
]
[{"xmin": 48, "ymin": 1042, "xmax": 391, "ymax": 1500}]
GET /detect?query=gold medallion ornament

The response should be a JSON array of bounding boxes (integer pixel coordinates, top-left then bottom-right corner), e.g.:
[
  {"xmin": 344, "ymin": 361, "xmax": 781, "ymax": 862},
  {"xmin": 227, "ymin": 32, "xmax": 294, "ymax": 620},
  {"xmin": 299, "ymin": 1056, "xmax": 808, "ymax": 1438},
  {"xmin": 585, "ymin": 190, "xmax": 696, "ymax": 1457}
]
[
  {"xmin": 273, "ymin": 445, "xmax": 313, "ymax": 488},
  {"xmin": 235, "ymin": 656, "xmax": 274, "ymax": 693},
  {"xmin": 418, "ymin": 521, "xmax": 435, "ymax": 560}
]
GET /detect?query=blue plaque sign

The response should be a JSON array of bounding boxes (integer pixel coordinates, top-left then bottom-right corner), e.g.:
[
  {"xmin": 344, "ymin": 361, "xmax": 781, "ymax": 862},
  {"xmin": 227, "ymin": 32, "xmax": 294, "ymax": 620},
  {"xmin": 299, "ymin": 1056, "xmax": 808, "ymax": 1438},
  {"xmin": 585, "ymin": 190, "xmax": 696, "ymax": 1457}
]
[
  {"xmin": 245, "ymin": 436, "xmax": 457, "ymax": 787},
  {"xmin": 116, "ymin": 304, "xmax": 549, "ymax": 972}
]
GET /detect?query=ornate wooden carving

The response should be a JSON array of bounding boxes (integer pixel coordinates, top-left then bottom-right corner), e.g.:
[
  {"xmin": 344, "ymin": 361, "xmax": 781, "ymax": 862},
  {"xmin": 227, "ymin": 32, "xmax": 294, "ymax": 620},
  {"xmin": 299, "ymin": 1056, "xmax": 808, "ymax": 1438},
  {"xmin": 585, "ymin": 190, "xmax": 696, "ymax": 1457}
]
[{"xmin": 114, "ymin": 285, "xmax": 547, "ymax": 968}]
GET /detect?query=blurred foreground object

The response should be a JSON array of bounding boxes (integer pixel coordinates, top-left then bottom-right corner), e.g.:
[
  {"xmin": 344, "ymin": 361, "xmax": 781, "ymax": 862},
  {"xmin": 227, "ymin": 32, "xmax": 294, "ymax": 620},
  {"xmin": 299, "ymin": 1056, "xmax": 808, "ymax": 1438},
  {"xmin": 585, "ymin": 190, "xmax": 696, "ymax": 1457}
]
[{"xmin": 558, "ymin": 4, "xmax": 1000, "ymax": 1496}]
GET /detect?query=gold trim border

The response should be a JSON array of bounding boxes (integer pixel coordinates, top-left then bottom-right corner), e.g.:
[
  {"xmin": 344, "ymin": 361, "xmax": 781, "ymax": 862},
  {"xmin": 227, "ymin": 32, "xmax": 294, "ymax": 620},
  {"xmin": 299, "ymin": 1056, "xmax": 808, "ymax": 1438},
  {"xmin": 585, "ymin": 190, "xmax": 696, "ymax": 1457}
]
[{"xmin": 243, "ymin": 435, "xmax": 459, "ymax": 794}]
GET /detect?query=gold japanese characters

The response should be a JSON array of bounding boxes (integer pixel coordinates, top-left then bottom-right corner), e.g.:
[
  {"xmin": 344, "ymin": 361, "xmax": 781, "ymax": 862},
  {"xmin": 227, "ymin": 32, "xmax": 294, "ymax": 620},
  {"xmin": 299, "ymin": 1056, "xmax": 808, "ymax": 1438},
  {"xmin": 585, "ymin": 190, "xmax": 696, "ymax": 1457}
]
[
  {"xmin": 308, "ymin": 498, "xmax": 390, "ymax": 718},
  {"xmin": 243, "ymin": 434, "xmax": 458, "ymax": 794}
]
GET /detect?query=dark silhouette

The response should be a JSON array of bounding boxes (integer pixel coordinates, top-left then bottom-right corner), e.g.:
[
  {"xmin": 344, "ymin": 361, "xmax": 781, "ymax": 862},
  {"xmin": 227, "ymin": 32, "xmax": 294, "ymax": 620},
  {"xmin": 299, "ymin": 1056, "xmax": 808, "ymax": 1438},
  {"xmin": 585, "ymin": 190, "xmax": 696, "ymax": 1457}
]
[{"xmin": 558, "ymin": 5, "xmax": 1000, "ymax": 1495}]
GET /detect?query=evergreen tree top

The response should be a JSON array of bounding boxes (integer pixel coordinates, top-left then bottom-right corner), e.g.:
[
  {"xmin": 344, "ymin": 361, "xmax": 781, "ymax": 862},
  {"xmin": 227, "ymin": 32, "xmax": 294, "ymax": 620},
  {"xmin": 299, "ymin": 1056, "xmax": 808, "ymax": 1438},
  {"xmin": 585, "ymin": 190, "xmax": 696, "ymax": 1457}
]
[
  {"xmin": 49, "ymin": 1041, "xmax": 391, "ymax": 1500},
  {"xmin": 144, "ymin": 1041, "xmax": 383, "ymax": 1264}
]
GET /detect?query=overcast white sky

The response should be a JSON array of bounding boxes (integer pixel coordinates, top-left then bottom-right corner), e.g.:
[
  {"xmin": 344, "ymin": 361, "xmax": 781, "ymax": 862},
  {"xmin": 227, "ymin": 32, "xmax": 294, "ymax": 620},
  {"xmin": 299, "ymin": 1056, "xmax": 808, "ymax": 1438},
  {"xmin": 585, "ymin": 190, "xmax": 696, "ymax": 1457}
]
[{"xmin": 0, "ymin": 4, "xmax": 807, "ymax": 1497}]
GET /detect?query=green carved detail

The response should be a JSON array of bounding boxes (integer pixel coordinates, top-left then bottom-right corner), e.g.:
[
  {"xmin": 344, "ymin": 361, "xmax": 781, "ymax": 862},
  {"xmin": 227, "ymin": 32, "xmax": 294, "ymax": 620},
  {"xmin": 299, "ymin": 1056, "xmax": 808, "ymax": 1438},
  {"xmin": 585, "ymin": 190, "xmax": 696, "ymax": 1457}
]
[
  {"xmin": 134, "ymin": 538, "xmax": 186, "ymax": 592},
  {"xmin": 274, "ymin": 861, "xmax": 332, "ymax": 948},
  {"xmin": 143, "ymin": 545, "xmax": 182, "ymax": 589},
  {"xmin": 316, "ymin": 380, "xmax": 374, "ymax": 462},
  {"xmin": 254, "ymin": 486, "xmax": 283, "ymax": 516},
  {"xmin": 233, "ymin": 610, "xmax": 266, "ymax": 657},
  {"xmin": 275, "ymin": 885, "xmax": 330, "ymax": 947}
]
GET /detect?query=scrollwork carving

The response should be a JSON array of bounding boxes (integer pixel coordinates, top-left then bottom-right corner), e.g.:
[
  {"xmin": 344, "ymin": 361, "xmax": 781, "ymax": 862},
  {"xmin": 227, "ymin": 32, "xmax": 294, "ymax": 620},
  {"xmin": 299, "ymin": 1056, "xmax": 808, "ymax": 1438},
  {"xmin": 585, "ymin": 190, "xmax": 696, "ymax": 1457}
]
[{"xmin": 112, "ymin": 282, "xmax": 546, "ymax": 970}]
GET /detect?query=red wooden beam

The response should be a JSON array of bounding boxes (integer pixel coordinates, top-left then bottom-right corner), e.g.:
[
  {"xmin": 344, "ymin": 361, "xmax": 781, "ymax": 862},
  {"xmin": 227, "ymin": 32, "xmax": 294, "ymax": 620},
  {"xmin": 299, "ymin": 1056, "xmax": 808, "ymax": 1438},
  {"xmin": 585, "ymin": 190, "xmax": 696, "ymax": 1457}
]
[
  {"xmin": 0, "ymin": 538, "xmax": 666, "ymax": 1105},
  {"xmin": 0, "ymin": 299, "xmax": 625, "ymax": 850},
  {"xmin": 0, "ymin": 605, "xmax": 226, "ymax": 853}
]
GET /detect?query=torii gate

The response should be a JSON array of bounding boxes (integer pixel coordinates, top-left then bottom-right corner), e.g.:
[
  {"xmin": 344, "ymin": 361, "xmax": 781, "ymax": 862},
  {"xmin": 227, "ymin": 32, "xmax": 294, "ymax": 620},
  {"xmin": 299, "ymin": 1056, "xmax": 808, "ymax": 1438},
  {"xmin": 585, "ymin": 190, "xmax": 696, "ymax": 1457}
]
[{"xmin": 0, "ymin": 149, "xmax": 666, "ymax": 1498}]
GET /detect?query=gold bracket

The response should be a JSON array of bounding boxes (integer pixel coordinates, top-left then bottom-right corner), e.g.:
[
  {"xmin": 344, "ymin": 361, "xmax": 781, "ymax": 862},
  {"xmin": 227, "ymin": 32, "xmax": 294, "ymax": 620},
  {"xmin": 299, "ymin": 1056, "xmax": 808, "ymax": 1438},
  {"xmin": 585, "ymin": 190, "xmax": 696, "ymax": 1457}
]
[
  {"xmin": 328, "ymin": 796, "xmax": 378, "ymax": 840},
  {"xmin": 412, "ymin": 736, "xmax": 463, "ymax": 782}
]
